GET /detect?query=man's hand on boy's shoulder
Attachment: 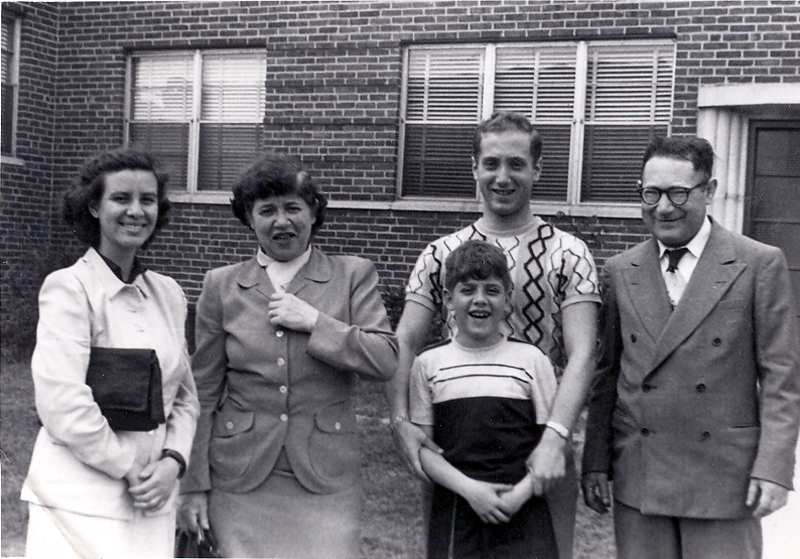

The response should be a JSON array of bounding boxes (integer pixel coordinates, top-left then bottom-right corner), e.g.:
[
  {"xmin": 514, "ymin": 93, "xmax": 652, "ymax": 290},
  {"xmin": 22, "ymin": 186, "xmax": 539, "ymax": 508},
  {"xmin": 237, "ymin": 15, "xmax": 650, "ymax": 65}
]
[{"xmin": 525, "ymin": 428, "xmax": 568, "ymax": 494}]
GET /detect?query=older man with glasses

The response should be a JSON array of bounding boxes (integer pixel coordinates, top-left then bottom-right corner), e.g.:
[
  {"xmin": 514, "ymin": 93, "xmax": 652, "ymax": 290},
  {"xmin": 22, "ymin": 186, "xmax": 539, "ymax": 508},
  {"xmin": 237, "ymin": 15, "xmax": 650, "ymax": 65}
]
[{"xmin": 581, "ymin": 136, "xmax": 800, "ymax": 559}]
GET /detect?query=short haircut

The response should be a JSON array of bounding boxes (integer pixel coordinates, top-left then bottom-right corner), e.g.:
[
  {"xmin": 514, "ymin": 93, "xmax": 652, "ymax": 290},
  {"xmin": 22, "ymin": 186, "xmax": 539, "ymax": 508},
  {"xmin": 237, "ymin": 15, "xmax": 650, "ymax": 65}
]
[
  {"xmin": 444, "ymin": 240, "xmax": 513, "ymax": 293},
  {"xmin": 63, "ymin": 146, "xmax": 171, "ymax": 248},
  {"xmin": 473, "ymin": 111, "xmax": 543, "ymax": 162},
  {"xmin": 642, "ymin": 136, "xmax": 715, "ymax": 178},
  {"xmin": 230, "ymin": 153, "xmax": 327, "ymax": 235}
]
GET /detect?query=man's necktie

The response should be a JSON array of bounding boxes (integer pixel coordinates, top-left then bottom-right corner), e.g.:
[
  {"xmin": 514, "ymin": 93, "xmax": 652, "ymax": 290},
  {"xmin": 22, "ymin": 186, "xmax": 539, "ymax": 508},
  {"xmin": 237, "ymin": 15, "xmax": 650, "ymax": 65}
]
[
  {"xmin": 666, "ymin": 247, "xmax": 689, "ymax": 273},
  {"xmin": 664, "ymin": 247, "xmax": 689, "ymax": 307}
]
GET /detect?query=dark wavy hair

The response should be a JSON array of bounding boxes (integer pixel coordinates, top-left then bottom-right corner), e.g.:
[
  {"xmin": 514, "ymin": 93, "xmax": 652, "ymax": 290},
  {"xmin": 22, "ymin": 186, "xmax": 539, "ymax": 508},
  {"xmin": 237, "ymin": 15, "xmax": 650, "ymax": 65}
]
[
  {"xmin": 444, "ymin": 240, "xmax": 513, "ymax": 293},
  {"xmin": 642, "ymin": 136, "xmax": 715, "ymax": 179},
  {"xmin": 230, "ymin": 153, "xmax": 327, "ymax": 235},
  {"xmin": 473, "ymin": 111, "xmax": 543, "ymax": 162},
  {"xmin": 62, "ymin": 146, "xmax": 171, "ymax": 249}
]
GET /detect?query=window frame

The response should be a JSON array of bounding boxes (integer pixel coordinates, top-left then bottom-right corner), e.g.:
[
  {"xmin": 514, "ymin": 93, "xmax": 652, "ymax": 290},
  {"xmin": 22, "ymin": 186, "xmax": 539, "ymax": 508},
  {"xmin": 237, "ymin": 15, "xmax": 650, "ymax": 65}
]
[
  {"xmin": 1, "ymin": 12, "xmax": 21, "ymax": 164},
  {"xmin": 124, "ymin": 48, "xmax": 267, "ymax": 203},
  {"xmin": 397, "ymin": 39, "xmax": 676, "ymax": 218}
]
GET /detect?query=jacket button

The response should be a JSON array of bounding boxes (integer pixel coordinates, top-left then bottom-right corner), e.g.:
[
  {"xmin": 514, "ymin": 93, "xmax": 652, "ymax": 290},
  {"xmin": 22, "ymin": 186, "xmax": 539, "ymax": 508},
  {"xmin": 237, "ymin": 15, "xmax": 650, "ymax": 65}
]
[
  {"xmin": 642, "ymin": 384, "xmax": 652, "ymax": 393},
  {"xmin": 630, "ymin": 334, "xmax": 637, "ymax": 343},
  {"xmin": 280, "ymin": 414, "xmax": 288, "ymax": 422},
  {"xmin": 641, "ymin": 428, "xmax": 650, "ymax": 437},
  {"xmin": 701, "ymin": 431, "xmax": 711, "ymax": 440},
  {"xmin": 712, "ymin": 338, "xmax": 722, "ymax": 346},
  {"xmin": 696, "ymin": 383, "xmax": 706, "ymax": 393},
  {"xmin": 226, "ymin": 421, "xmax": 234, "ymax": 430},
  {"xmin": 279, "ymin": 385, "xmax": 288, "ymax": 394},
  {"xmin": 276, "ymin": 330, "xmax": 284, "ymax": 338},
  {"xmin": 335, "ymin": 421, "xmax": 341, "ymax": 430},
  {"xmin": 277, "ymin": 358, "xmax": 286, "ymax": 366}
]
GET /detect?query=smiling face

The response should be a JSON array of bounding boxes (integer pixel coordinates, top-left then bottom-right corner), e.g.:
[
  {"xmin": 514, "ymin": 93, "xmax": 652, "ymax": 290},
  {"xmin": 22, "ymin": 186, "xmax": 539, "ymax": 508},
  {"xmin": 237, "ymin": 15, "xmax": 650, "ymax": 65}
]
[
  {"xmin": 445, "ymin": 276, "xmax": 510, "ymax": 348},
  {"xmin": 250, "ymin": 194, "xmax": 315, "ymax": 262},
  {"xmin": 473, "ymin": 130, "xmax": 542, "ymax": 228},
  {"xmin": 640, "ymin": 156, "xmax": 716, "ymax": 248},
  {"xmin": 89, "ymin": 169, "xmax": 159, "ymax": 261}
]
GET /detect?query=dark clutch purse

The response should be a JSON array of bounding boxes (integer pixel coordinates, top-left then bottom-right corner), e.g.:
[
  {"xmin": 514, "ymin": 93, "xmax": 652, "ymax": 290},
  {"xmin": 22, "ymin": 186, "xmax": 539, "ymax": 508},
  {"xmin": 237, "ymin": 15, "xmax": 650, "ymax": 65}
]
[
  {"xmin": 175, "ymin": 528, "xmax": 219, "ymax": 558},
  {"xmin": 85, "ymin": 347, "xmax": 166, "ymax": 432}
]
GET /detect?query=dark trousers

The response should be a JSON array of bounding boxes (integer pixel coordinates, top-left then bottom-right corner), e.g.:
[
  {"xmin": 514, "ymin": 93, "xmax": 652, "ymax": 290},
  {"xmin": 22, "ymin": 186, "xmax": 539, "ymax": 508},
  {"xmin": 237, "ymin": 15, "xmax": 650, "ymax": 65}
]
[{"xmin": 427, "ymin": 484, "xmax": 559, "ymax": 559}]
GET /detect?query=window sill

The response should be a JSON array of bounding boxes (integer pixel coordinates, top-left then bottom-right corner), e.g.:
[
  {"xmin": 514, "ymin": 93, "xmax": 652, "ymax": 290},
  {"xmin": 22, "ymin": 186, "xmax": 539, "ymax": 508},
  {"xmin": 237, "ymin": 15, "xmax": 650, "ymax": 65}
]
[
  {"xmin": 1, "ymin": 155, "xmax": 25, "ymax": 167},
  {"xmin": 170, "ymin": 191, "xmax": 642, "ymax": 219}
]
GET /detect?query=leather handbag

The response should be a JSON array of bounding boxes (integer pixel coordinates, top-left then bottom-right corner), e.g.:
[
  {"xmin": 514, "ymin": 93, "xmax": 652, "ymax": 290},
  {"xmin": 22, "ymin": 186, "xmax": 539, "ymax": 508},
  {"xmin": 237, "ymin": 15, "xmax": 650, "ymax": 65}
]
[{"xmin": 85, "ymin": 347, "xmax": 166, "ymax": 431}]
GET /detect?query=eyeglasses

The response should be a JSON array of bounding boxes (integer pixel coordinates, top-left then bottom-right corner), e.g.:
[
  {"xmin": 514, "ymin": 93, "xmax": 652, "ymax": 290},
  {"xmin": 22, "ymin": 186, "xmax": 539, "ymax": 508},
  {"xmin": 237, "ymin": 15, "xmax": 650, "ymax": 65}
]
[{"xmin": 638, "ymin": 181, "xmax": 708, "ymax": 206}]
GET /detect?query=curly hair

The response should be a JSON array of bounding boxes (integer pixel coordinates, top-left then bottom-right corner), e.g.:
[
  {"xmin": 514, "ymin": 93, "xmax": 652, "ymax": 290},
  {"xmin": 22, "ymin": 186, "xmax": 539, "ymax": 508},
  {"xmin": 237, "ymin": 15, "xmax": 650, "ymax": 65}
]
[
  {"xmin": 444, "ymin": 240, "xmax": 513, "ymax": 293},
  {"xmin": 642, "ymin": 136, "xmax": 715, "ymax": 179},
  {"xmin": 473, "ymin": 111, "xmax": 543, "ymax": 162},
  {"xmin": 62, "ymin": 146, "xmax": 171, "ymax": 248},
  {"xmin": 230, "ymin": 153, "xmax": 327, "ymax": 235}
]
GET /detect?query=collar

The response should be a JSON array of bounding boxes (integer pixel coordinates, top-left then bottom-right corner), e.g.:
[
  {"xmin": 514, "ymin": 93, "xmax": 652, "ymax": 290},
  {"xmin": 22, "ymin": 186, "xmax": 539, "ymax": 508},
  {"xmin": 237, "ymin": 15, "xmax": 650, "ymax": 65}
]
[
  {"xmin": 475, "ymin": 214, "xmax": 542, "ymax": 238},
  {"xmin": 83, "ymin": 247, "xmax": 149, "ymax": 298},
  {"xmin": 657, "ymin": 215, "xmax": 713, "ymax": 260},
  {"xmin": 256, "ymin": 246, "xmax": 312, "ymax": 269},
  {"xmin": 98, "ymin": 252, "xmax": 148, "ymax": 284}
]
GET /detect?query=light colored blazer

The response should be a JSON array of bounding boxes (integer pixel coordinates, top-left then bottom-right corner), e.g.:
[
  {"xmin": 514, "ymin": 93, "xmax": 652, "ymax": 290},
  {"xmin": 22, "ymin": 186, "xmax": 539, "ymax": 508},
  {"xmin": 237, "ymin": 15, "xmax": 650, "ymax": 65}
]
[
  {"xmin": 22, "ymin": 248, "xmax": 199, "ymax": 520},
  {"xmin": 583, "ymin": 220, "xmax": 800, "ymax": 519},
  {"xmin": 183, "ymin": 247, "xmax": 398, "ymax": 495}
]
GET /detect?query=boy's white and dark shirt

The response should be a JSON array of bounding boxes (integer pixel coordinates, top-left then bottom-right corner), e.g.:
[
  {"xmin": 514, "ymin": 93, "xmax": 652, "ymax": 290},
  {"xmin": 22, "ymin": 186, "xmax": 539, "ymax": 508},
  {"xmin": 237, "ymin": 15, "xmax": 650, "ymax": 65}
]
[
  {"xmin": 409, "ymin": 336, "xmax": 557, "ymax": 484},
  {"xmin": 405, "ymin": 215, "xmax": 601, "ymax": 376}
]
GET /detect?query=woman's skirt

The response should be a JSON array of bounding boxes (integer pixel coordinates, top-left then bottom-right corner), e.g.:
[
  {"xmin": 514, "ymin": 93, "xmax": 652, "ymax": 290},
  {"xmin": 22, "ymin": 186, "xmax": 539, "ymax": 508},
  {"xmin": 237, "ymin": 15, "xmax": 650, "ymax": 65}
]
[
  {"xmin": 25, "ymin": 503, "xmax": 175, "ymax": 559},
  {"xmin": 209, "ymin": 469, "xmax": 361, "ymax": 558}
]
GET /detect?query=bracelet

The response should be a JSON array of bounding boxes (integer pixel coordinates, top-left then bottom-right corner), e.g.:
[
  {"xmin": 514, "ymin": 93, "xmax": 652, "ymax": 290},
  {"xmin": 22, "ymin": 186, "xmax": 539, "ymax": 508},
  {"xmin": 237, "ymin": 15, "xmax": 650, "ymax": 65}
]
[
  {"xmin": 160, "ymin": 449, "xmax": 186, "ymax": 479},
  {"xmin": 545, "ymin": 420, "xmax": 570, "ymax": 441},
  {"xmin": 390, "ymin": 414, "xmax": 409, "ymax": 431}
]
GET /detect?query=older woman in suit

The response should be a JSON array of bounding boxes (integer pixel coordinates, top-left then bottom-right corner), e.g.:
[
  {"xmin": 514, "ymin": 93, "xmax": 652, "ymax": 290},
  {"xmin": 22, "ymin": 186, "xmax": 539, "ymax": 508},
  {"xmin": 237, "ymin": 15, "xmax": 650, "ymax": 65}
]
[
  {"xmin": 21, "ymin": 147, "xmax": 199, "ymax": 558},
  {"xmin": 178, "ymin": 153, "xmax": 399, "ymax": 558}
]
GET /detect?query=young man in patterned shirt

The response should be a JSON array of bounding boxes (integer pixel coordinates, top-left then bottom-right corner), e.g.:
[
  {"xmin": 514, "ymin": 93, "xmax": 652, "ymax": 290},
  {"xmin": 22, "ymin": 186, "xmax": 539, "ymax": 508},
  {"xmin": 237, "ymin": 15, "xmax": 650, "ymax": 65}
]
[{"xmin": 388, "ymin": 112, "xmax": 601, "ymax": 559}]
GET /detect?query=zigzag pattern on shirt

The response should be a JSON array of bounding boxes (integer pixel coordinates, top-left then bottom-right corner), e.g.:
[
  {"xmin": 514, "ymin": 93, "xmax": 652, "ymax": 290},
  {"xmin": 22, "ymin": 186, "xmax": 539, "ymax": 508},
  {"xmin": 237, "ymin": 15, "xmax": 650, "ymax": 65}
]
[{"xmin": 520, "ymin": 222, "xmax": 553, "ymax": 347}]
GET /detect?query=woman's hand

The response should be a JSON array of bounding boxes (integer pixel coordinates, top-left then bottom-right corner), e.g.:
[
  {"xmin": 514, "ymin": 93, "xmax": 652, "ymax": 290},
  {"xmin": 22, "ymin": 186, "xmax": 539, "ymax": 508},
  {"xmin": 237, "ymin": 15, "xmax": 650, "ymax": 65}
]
[
  {"xmin": 126, "ymin": 457, "xmax": 180, "ymax": 512},
  {"xmin": 268, "ymin": 292, "xmax": 320, "ymax": 332},
  {"xmin": 178, "ymin": 492, "xmax": 210, "ymax": 533}
]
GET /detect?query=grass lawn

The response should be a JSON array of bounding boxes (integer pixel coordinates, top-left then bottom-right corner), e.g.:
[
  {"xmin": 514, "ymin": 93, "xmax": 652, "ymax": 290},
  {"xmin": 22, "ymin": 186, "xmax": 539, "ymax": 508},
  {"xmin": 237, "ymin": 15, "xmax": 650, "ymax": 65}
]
[{"xmin": 1, "ymin": 357, "xmax": 613, "ymax": 558}]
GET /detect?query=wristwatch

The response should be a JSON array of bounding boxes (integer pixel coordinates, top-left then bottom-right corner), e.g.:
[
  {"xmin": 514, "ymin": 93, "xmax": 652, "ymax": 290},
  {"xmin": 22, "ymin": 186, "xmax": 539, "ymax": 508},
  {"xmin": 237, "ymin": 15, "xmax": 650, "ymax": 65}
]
[
  {"xmin": 160, "ymin": 448, "xmax": 187, "ymax": 479},
  {"xmin": 390, "ymin": 413, "xmax": 409, "ymax": 431}
]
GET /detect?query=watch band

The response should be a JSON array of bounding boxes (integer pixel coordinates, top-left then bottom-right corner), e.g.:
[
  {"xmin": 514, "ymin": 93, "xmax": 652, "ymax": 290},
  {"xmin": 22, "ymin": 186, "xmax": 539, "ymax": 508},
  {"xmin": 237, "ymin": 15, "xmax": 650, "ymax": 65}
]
[
  {"xmin": 545, "ymin": 420, "xmax": 570, "ymax": 441},
  {"xmin": 160, "ymin": 448, "xmax": 186, "ymax": 479}
]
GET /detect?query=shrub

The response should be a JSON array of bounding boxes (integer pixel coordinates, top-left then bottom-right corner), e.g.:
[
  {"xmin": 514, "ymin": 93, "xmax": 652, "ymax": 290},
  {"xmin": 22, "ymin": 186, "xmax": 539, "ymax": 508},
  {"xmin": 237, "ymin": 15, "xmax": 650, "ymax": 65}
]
[{"xmin": 1, "ymin": 247, "xmax": 79, "ymax": 361}]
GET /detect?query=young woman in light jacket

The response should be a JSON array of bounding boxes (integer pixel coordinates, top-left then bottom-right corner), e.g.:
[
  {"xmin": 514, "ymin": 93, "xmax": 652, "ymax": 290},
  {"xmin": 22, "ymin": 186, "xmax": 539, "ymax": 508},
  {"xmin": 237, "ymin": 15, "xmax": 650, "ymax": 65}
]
[{"xmin": 21, "ymin": 147, "xmax": 199, "ymax": 559}]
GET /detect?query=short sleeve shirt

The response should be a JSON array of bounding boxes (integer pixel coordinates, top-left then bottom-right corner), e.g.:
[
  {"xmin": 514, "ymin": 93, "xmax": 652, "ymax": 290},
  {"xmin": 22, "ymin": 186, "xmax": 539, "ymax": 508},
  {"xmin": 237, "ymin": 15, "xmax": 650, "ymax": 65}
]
[
  {"xmin": 406, "ymin": 216, "xmax": 601, "ymax": 374},
  {"xmin": 409, "ymin": 336, "xmax": 557, "ymax": 483}
]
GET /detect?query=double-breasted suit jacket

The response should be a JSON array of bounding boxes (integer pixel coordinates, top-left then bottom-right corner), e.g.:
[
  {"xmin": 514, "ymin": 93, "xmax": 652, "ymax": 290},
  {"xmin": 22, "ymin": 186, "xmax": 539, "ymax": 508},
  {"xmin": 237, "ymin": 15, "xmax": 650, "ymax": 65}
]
[
  {"xmin": 583, "ymin": 219, "xmax": 800, "ymax": 519},
  {"xmin": 183, "ymin": 247, "xmax": 398, "ymax": 496}
]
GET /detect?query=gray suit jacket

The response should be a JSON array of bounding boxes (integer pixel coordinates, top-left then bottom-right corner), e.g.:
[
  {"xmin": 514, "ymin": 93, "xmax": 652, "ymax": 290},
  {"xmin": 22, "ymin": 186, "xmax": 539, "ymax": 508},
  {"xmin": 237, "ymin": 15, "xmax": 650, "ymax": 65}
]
[
  {"xmin": 183, "ymin": 247, "xmax": 398, "ymax": 495},
  {"xmin": 583, "ymin": 219, "xmax": 800, "ymax": 518}
]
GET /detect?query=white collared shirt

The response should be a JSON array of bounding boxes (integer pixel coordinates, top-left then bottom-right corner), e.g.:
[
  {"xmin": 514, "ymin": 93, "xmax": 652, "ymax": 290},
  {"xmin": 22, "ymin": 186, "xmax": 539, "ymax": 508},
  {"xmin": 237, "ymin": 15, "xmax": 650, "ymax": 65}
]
[
  {"xmin": 657, "ymin": 216, "xmax": 713, "ymax": 286},
  {"xmin": 257, "ymin": 246, "xmax": 312, "ymax": 292}
]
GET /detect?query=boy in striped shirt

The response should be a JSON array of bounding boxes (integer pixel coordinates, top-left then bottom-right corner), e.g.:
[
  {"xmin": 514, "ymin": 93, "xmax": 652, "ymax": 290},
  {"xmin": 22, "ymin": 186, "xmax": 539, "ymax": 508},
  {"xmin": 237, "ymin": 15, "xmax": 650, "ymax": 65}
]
[{"xmin": 410, "ymin": 240, "xmax": 559, "ymax": 558}]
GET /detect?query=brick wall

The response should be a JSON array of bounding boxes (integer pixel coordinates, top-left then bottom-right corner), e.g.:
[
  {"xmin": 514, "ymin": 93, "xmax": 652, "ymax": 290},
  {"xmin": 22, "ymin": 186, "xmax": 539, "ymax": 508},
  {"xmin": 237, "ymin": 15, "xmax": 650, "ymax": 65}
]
[{"xmin": 3, "ymin": 0, "xmax": 799, "ymax": 336}]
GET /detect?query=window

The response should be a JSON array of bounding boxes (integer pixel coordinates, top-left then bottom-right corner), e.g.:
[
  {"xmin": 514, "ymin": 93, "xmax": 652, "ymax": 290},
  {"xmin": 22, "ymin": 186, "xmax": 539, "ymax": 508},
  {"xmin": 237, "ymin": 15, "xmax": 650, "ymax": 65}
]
[
  {"xmin": 399, "ymin": 40, "xmax": 675, "ymax": 207},
  {"xmin": 1, "ymin": 13, "xmax": 20, "ymax": 157},
  {"xmin": 127, "ymin": 50, "xmax": 267, "ymax": 193}
]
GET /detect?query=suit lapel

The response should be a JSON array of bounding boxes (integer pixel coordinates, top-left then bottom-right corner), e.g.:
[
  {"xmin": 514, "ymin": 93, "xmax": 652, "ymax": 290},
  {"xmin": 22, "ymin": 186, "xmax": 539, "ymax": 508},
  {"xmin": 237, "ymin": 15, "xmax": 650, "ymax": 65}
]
[
  {"xmin": 285, "ymin": 247, "xmax": 332, "ymax": 296},
  {"xmin": 621, "ymin": 239, "xmax": 673, "ymax": 342},
  {"xmin": 235, "ymin": 257, "xmax": 275, "ymax": 299},
  {"xmin": 649, "ymin": 223, "xmax": 746, "ymax": 372}
]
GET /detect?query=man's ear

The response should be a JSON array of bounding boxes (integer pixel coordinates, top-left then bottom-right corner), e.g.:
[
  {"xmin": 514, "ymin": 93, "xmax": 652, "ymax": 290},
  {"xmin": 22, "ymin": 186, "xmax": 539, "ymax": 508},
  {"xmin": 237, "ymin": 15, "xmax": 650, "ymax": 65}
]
[
  {"xmin": 703, "ymin": 178, "xmax": 717, "ymax": 204},
  {"xmin": 88, "ymin": 202, "xmax": 99, "ymax": 218},
  {"xmin": 532, "ymin": 156, "xmax": 543, "ymax": 181},
  {"xmin": 472, "ymin": 155, "xmax": 479, "ymax": 181}
]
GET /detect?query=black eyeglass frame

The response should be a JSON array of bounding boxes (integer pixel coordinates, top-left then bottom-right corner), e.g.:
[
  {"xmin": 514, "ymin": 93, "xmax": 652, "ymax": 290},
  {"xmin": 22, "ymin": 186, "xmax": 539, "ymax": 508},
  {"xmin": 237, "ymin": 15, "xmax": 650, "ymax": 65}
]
[{"xmin": 637, "ymin": 180, "xmax": 709, "ymax": 206}]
